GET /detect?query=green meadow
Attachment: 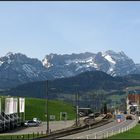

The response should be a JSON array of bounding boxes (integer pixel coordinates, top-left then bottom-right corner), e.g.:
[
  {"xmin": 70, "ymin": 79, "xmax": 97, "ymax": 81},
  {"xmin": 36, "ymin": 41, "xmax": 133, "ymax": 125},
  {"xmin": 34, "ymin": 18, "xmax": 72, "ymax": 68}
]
[
  {"xmin": 108, "ymin": 124, "xmax": 140, "ymax": 139},
  {"xmin": 25, "ymin": 98, "xmax": 75, "ymax": 121}
]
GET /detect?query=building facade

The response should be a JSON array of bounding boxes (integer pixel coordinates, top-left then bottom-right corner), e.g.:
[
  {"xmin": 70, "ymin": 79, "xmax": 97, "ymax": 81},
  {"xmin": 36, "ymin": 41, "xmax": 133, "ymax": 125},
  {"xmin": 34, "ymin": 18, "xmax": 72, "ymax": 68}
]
[{"xmin": 126, "ymin": 93, "xmax": 140, "ymax": 114}]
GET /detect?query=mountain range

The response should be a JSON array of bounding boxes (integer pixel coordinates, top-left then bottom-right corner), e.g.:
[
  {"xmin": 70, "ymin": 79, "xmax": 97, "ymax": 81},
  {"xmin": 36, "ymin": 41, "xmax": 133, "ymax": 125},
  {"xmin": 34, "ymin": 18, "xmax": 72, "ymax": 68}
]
[{"xmin": 0, "ymin": 50, "xmax": 139, "ymax": 89}]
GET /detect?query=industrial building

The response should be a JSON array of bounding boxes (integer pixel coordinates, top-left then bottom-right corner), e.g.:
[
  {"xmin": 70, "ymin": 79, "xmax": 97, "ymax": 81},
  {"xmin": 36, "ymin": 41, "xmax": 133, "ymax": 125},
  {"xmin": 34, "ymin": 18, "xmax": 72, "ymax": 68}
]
[{"xmin": 0, "ymin": 97, "xmax": 25, "ymax": 132}]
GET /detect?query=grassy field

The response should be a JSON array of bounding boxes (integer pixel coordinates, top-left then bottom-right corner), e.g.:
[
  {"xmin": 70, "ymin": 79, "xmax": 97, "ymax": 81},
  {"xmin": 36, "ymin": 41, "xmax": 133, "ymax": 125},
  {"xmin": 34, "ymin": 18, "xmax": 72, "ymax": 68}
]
[
  {"xmin": 108, "ymin": 124, "xmax": 140, "ymax": 139},
  {"xmin": 25, "ymin": 98, "xmax": 75, "ymax": 121}
]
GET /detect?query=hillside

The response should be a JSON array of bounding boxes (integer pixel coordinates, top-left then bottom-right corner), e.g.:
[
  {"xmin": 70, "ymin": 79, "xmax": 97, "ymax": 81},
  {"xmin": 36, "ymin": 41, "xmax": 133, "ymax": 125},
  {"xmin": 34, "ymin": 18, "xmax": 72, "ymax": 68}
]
[
  {"xmin": 0, "ymin": 71, "xmax": 129, "ymax": 98},
  {"xmin": 2, "ymin": 71, "xmax": 140, "ymax": 98},
  {"xmin": 25, "ymin": 98, "xmax": 75, "ymax": 121}
]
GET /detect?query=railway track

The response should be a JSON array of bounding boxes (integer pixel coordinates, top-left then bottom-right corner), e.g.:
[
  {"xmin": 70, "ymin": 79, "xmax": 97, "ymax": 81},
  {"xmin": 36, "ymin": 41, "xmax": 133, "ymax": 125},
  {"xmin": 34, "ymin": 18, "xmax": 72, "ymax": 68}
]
[{"xmin": 38, "ymin": 114, "xmax": 113, "ymax": 139}]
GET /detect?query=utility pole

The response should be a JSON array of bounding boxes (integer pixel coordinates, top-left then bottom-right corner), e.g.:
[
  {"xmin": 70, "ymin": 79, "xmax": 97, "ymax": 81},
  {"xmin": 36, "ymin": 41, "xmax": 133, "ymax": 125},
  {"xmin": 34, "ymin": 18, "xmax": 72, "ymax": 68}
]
[
  {"xmin": 46, "ymin": 80, "xmax": 49, "ymax": 134},
  {"xmin": 75, "ymin": 91, "xmax": 79, "ymax": 127}
]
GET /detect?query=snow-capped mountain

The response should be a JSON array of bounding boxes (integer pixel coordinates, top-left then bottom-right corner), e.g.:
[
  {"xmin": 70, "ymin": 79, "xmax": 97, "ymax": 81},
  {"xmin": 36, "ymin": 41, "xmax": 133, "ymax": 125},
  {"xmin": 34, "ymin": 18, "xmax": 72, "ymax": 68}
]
[
  {"xmin": 42, "ymin": 50, "xmax": 138, "ymax": 77},
  {"xmin": 42, "ymin": 52, "xmax": 97, "ymax": 78},
  {"xmin": 0, "ymin": 52, "xmax": 52, "ymax": 89},
  {"xmin": 101, "ymin": 50, "xmax": 136, "ymax": 76}
]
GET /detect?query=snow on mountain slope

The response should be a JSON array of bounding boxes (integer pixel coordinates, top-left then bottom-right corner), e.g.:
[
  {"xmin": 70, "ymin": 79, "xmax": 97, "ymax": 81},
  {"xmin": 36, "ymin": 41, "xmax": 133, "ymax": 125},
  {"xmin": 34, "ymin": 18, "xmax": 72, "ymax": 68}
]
[
  {"xmin": 0, "ymin": 52, "xmax": 52, "ymax": 89},
  {"xmin": 103, "ymin": 54, "xmax": 116, "ymax": 64},
  {"xmin": 43, "ymin": 50, "xmax": 139, "ymax": 77}
]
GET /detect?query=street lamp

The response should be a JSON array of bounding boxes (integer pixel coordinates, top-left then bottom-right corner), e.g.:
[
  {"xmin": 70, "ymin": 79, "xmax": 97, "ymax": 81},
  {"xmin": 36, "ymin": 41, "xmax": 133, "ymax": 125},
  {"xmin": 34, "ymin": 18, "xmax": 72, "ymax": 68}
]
[
  {"xmin": 125, "ymin": 87, "xmax": 129, "ymax": 114},
  {"xmin": 75, "ymin": 90, "xmax": 79, "ymax": 127},
  {"xmin": 46, "ymin": 80, "xmax": 49, "ymax": 134}
]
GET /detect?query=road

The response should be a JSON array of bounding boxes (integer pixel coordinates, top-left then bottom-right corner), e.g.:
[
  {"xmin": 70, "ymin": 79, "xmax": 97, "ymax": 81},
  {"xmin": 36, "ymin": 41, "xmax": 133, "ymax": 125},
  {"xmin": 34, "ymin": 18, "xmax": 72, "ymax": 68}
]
[
  {"xmin": 59, "ymin": 117, "xmax": 137, "ymax": 139},
  {"xmin": 0, "ymin": 120, "xmax": 75, "ymax": 135}
]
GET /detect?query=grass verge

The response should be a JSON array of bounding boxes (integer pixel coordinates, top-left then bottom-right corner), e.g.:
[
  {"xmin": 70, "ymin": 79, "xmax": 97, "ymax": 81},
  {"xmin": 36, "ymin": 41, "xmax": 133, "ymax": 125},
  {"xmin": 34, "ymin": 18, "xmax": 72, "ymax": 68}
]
[{"xmin": 108, "ymin": 124, "xmax": 140, "ymax": 139}]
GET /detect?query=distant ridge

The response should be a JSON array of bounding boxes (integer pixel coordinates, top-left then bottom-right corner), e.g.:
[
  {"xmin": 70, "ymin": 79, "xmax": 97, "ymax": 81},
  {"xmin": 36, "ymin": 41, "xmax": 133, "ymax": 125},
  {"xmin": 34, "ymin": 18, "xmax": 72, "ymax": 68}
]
[{"xmin": 3, "ymin": 70, "xmax": 140, "ymax": 99}]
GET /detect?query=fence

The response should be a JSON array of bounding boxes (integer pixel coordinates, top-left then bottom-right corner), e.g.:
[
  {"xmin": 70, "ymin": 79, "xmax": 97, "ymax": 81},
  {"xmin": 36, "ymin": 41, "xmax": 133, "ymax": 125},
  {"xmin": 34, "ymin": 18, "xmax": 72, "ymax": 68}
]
[
  {"xmin": 75, "ymin": 117, "xmax": 138, "ymax": 139},
  {"xmin": 5, "ymin": 131, "xmax": 46, "ymax": 140}
]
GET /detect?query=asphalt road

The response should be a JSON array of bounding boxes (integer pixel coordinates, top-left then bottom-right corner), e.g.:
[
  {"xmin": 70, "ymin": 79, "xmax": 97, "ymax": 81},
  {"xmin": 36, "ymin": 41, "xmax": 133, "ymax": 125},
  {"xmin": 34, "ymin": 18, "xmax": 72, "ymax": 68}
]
[
  {"xmin": 59, "ymin": 117, "xmax": 137, "ymax": 139},
  {"xmin": 0, "ymin": 120, "xmax": 75, "ymax": 135}
]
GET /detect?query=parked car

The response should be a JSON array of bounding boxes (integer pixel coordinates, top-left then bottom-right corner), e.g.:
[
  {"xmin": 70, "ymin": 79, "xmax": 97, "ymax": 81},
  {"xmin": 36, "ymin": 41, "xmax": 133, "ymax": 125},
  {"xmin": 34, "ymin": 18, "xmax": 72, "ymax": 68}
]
[
  {"xmin": 94, "ymin": 112, "xmax": 100, "ymax": 118},
  {"xmin": 88, "ymin": 113, "xmax": 95, "ymax": 119},
  {"xmin": 24, "ymin": 120, "xmax": 39, "ymax": 127},
  {"xmin": 123, "ymin": 111, "xmax": 127, "ymax": 114},
  {"xmin": 33, "ymin": 118, "xmax": 42, "ymax": 124},
  {"xmin": 79, "ymin": 112, "xmax": 86, "ymax": 117},
  {"xmin": 126, "ymin": 115, "xmax": 133, "ymax": 120}
]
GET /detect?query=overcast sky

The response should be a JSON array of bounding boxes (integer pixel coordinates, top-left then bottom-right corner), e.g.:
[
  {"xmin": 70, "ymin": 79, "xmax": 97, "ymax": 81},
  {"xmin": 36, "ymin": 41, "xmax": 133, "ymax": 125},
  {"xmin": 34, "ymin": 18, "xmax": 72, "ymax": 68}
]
[{"xmin": 0, "ymin": 1, "xmax": 140, "ymax": 62}]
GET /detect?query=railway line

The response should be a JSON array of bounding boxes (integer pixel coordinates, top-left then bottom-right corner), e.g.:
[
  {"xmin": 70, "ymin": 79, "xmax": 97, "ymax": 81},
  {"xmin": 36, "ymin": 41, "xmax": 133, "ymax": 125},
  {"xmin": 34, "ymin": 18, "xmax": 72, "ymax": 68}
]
[{"xmin": 39, "ymin": 113, "xmax": 113, "ymax": 139}]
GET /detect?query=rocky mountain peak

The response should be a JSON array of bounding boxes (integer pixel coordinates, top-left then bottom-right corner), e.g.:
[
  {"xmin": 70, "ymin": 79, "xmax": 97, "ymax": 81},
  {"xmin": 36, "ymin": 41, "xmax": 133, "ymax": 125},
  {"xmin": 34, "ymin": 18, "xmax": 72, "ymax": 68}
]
[
  {"xmin": 42, "ymin": 50, "xmax": 139, "ymax": 77},
  {"xmin": 6, "ymin": 52, "xmax": 14, "ymax": 57}
]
